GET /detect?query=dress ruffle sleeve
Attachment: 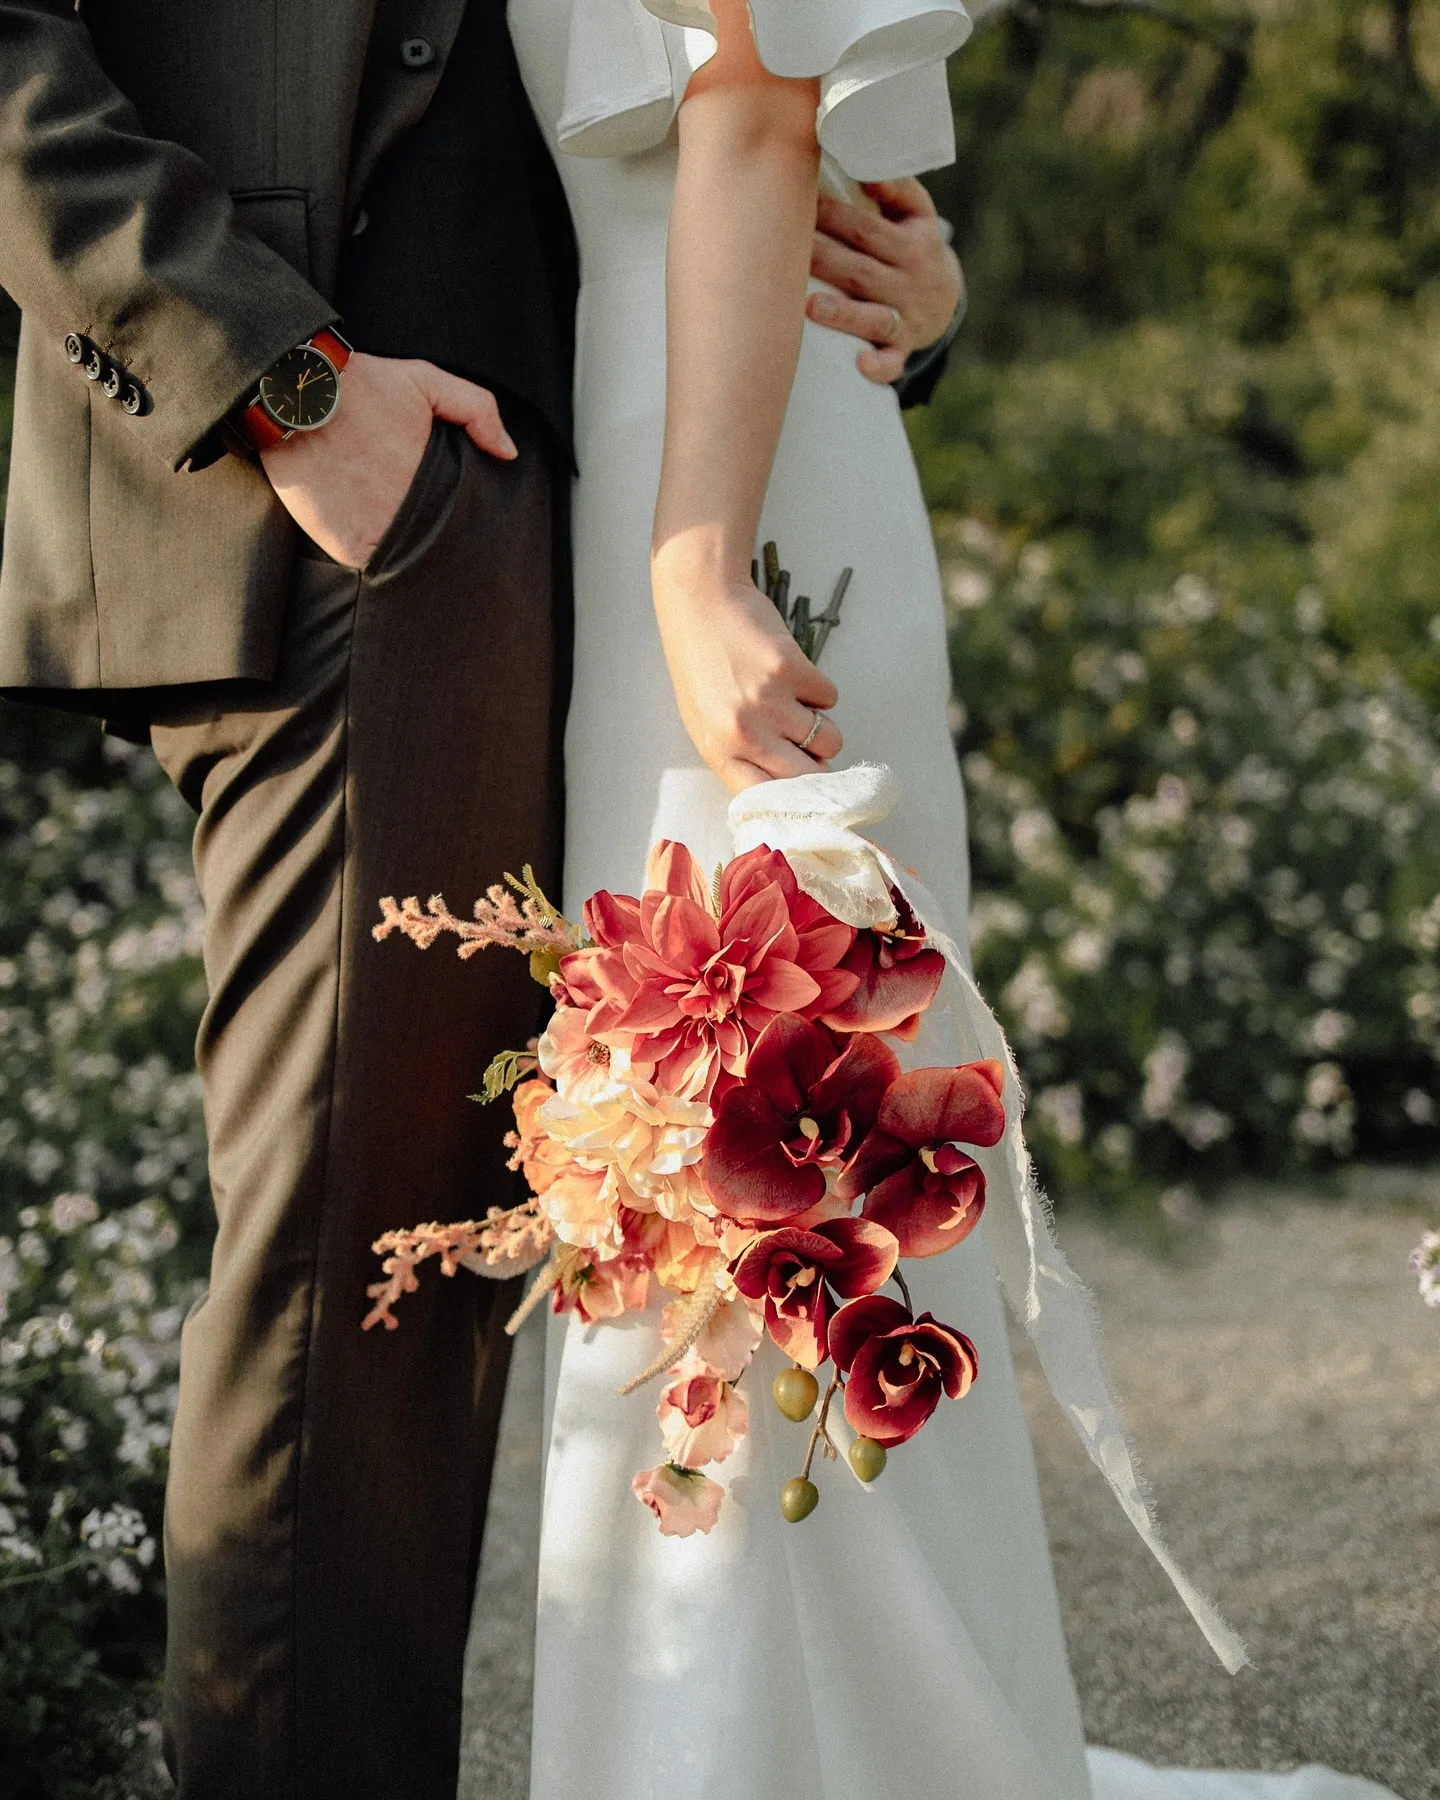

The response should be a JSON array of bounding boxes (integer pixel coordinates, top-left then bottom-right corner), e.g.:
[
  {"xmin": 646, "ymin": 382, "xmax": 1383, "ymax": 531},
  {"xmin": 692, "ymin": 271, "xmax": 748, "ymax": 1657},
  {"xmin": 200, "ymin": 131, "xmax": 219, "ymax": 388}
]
[{"xmin": 556, "ymin": 0, "xmax": 972, "ymax": 179}]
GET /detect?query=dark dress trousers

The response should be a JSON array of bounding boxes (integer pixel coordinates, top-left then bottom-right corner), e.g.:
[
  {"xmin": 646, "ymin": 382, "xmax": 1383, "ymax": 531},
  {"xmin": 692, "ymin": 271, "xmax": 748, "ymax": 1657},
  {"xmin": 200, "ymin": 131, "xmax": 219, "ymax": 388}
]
[{"xmin": 0, "ymin": 3, "xmax": 576, "ymax": 1796}]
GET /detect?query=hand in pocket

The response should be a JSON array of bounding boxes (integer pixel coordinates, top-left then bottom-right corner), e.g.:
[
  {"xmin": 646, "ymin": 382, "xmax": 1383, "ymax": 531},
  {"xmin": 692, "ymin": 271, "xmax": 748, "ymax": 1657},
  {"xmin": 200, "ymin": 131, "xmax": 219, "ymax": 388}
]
[{"xmin": 260, "ymin": 353, "xmax": 518, "ymax": 568}]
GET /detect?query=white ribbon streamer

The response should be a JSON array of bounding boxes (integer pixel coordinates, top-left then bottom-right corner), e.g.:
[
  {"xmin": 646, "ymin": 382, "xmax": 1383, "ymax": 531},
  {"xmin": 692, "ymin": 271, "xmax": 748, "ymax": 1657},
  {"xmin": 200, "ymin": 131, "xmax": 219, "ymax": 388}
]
[{"xmin": 729, "ymin": 764, "xmax": 1251, "ymax": 1674}]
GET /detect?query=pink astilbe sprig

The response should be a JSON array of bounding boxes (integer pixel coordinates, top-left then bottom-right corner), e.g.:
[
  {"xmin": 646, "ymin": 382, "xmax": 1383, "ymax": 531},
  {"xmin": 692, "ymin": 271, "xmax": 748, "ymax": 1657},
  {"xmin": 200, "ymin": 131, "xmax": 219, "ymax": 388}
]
[
  {"xmin": 374, "ymin": 864, "xmax": 581, "ymax": 962},
  {"xmin": 362, "ymin": 1202, "xmax": 555, "ymax": 1331}
]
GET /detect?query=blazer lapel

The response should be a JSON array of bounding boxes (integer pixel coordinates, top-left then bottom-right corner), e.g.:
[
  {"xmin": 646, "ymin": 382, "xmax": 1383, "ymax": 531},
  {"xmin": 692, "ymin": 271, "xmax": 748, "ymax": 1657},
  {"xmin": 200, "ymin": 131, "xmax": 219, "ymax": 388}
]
[{"xmin": 344, "ymin": 0, "xmax": 469, "ymax": 225}]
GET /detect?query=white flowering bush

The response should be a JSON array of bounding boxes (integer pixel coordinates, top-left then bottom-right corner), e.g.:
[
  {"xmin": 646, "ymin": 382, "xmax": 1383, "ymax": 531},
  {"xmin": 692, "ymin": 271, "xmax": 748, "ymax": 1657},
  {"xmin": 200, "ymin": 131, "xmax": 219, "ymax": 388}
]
[
  {"xmin": 1411, "ymin": 1231, "xmax": 1440, "ymax": 1309},
  {"xmin": 0, "ymin": 711, "xmax": 208, "ymax": 1797},
  {"xmin": 943, "ymin": 522, "xmax": 1440, "ymax": 1203}
]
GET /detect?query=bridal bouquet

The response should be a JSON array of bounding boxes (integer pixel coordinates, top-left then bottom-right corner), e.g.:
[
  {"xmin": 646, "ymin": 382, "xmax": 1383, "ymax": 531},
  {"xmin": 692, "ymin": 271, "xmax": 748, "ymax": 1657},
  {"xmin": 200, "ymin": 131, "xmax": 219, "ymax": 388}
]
[{"xmin": 364, "ymin": 835, "xmax": 1004, "ymax": 1535}]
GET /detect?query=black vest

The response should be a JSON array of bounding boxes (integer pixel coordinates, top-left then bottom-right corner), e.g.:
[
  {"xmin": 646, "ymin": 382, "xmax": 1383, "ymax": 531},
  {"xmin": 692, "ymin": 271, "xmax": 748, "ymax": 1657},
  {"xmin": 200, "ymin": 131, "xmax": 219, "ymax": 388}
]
[{"xmin": 336, "ymin": 0, "xmax": 578, "ymax": 453}]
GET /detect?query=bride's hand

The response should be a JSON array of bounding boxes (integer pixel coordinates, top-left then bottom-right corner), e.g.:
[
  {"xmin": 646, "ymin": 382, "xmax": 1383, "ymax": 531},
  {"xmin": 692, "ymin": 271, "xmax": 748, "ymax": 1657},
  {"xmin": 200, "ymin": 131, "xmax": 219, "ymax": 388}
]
[{"xmin": 652, "ymin": 560, "xmax": 844, "ymax": 794}]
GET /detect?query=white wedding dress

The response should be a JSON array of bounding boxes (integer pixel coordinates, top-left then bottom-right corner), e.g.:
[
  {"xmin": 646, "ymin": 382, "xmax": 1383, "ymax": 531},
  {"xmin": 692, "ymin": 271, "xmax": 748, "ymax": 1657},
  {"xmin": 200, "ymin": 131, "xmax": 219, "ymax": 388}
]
[{"xmin": 501, "ymin": 2, "xmax": 1401, "ymax": 1795}]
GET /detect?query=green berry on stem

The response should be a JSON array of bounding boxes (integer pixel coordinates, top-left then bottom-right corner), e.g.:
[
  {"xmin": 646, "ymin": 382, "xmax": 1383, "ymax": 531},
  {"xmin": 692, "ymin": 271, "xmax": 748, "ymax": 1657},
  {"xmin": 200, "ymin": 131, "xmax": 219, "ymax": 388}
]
[
  {"xmin": 772, "ymin": 1366, "xmax": 819, "ymax": 1422},
  {"xmin": 780, "ymin": 1476, "xmax": 820, "ymax": 1523},
  {"xmin": 848, "ymin": 1437, "xmax": 887, "ymax": 1483}
]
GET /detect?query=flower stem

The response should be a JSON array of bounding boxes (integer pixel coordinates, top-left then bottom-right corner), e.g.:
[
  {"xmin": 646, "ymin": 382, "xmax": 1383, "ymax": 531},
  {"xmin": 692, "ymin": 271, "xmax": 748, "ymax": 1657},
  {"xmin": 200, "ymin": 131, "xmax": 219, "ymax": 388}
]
[
  {"xmin": 892, "ymin": 1268, "xmax": 913, "ymax": 1312},
  {"xmin": 0, "ymin": 1553, "xmax": 94, "ymax": 1591},
  {"xmin": 801, "ymin": 1375, "xmax": 841, "ymax": 1481},
  {"xmin": 505, "ymin": 1254, "xmax": 561, "ymax": 1335}
]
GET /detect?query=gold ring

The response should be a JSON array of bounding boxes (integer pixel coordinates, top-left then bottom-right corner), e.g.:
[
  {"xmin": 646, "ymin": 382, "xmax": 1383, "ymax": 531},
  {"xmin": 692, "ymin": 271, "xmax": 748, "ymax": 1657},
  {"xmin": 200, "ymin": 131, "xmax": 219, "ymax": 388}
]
[{"xmin": 799, "ymin": 710, "xmax": 825, "ymax": 752}]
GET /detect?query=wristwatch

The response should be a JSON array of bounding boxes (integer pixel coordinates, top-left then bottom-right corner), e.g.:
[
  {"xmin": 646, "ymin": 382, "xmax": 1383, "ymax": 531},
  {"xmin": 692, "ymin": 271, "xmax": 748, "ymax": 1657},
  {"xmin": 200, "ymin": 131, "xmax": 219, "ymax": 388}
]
[{"xmin": 230, "ymin": 328, "xmax": 353, "ymax": 452}]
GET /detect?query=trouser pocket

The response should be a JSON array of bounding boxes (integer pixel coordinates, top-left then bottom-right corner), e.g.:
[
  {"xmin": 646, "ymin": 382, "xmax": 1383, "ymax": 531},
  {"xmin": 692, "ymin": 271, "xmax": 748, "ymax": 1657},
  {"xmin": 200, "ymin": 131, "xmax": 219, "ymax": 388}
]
[{"xmin": 363, "ymin": 419, "xmax": 468, "ymax": 583}]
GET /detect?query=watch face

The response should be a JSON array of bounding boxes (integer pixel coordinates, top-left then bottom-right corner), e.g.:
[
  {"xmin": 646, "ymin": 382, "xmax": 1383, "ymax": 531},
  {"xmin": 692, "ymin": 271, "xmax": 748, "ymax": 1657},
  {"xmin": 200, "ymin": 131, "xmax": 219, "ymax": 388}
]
[{"xmin": 258, "ymin": 343, "xmax": 341, "ymax": 432}]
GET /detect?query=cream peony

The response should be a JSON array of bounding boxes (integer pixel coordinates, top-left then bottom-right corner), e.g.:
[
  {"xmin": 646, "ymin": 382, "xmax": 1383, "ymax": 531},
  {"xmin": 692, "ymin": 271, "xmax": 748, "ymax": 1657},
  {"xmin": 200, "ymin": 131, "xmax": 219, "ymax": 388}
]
[{"xmin": 541, "ymin": 1080, "xmax": 713, "ymax": 1226}]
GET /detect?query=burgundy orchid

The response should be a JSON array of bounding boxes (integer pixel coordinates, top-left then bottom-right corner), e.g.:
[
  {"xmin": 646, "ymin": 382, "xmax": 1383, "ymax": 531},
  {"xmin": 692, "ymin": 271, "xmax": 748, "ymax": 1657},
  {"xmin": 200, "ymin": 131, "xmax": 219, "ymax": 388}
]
[
  {"xmin": 559, "ymin": 843, "xmax": 859, "ymax": 1095},
  {"xmin": 828, "ymin": 1293, "xmax": 979, "ymax": 1446},
  {"xmin": 818, "ymin": 890, "xmax": 945, "ymax": 1041},
  {"xmin": 838, "ymin": 1060, "xmax": 1006, "ymax": 1258},
  {"xmin": 732, "ymin": 1217, "xmax": 899, "ymax": 1370},
  {"xmin": 702, "ymin": 1014, "xmax": 900, "ymax": 1225}
]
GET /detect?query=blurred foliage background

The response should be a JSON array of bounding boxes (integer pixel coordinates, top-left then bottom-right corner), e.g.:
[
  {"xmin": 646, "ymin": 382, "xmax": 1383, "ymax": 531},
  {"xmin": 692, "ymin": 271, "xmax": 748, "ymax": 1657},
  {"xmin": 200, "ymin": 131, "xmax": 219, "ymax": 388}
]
[
  {"xmin": 0, "ymin": 0, "xmax": 1437, "ymax": 1790},
  {"xmin": 914, "ymin": 0, "xmax": 1440, "ymax": 1197}
]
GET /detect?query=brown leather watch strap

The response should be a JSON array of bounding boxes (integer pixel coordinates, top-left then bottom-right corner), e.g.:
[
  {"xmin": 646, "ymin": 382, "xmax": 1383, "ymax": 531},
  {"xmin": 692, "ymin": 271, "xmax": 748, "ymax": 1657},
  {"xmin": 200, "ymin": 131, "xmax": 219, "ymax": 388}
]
[{"xmin": 232, "ymin": 329, "xmax": 353, "ymax": 453}]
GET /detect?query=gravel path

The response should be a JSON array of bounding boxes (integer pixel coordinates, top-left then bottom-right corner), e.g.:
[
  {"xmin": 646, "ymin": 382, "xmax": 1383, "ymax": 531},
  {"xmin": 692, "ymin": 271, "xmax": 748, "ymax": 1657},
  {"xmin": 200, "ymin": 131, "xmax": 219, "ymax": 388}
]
[{"xmin": 460, "ymin": 1179, "xmax": 1440, "ymax": 1799}]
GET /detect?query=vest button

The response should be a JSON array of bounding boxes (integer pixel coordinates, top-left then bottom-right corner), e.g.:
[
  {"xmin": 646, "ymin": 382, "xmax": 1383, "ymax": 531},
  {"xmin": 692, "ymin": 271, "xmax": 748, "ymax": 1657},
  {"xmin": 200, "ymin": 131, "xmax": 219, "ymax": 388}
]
[
  {"xmin": 399, "ymin": 36, "xmax": 435, "ymax": 68},
  {"xmin": 351, "ymin": 208, "xmax": 369, "ymax": 237}
]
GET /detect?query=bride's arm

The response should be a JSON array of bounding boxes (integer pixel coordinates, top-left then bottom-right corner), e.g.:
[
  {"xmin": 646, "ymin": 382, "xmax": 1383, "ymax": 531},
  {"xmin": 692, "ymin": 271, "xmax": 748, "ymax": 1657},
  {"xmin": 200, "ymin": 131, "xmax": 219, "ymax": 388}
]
[{"xmin": 650, "ymin": 0, "xmax": 844, "ymax": 794}]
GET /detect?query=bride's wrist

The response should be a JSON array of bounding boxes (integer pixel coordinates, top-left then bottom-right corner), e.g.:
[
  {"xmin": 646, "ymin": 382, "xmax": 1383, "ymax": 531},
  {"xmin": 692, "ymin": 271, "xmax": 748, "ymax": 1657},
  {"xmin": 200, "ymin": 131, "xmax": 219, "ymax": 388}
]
[{"xmin": 651, "ymin": 526, "xmax": 752, "ymax": 607}]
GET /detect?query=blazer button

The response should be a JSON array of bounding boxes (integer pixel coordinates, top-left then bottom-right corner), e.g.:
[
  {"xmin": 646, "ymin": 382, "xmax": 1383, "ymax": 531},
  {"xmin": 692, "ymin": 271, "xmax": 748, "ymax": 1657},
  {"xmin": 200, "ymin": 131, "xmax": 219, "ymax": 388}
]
[
  {"xmin": 64, "ymin": 332, "xmax": 87, "ymax": 364},
  {"xmin": 83, "ymin": 345, "xmax": 106, "ymax": 381},
  {"xmin": 101, "ymin": 363, "xmax": 123, "ymax": 400},
  {"xmin": 399, "ymin": 36, "xmax": 435, "ymax": 68},
  {"xmin": 120, "ymin": 381, "xmax": 147, "ymax": 417},
  {"xmin": 351, "ymin": 208, "xmax": 369, "ymax": 237}
]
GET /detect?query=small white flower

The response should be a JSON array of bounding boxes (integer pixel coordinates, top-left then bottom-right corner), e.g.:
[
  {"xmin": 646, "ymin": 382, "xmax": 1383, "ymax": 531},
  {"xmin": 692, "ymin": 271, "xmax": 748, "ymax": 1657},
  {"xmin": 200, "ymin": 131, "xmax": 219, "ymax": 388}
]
[
  {"xmin": 50, "ymin": 1193, "xmax": 99, "ymax": 1235},
  {"xmin": 1036, "ymin": 1084, "xmax": 1084, "ymax": 1147},
  {"xmin": 1305, "ymin": 1011, "xmax": 1352, "ymax": 1052},
  {"xmin": 1142, "ymin": 1035, "xmax": 1189, "ymax": 1121},
  {"xmin": 1002, "ymin": 956, "xmax": 1069, "ymax": 1042}
]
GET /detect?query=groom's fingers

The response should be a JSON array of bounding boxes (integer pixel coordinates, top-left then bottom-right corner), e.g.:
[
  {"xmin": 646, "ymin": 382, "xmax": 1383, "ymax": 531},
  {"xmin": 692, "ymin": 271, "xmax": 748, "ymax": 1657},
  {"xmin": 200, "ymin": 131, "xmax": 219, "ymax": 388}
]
[
  {"xmin": 860, "ymin": 177, "xmax": 940, "ymax": 224},
  {"xmin": 810, "ymin": 231, "xmax": 900, "ymax": 308},
  {"xmin": 856, "ymin": 344, "xmax": 908, "ymax": 384},
  {"xmin": 806, "ymin": 290, "xmax": 913, "ymax": 353},
  {"xmin": 412, "ymin": 364, "xmax": 520, "ymax": 460}
]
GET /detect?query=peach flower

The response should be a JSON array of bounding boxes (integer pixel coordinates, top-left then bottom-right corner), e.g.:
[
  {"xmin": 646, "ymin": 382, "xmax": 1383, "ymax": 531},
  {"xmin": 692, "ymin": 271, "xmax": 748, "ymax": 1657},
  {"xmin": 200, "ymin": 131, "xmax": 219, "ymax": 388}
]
[
  {"xmin": 505, "ymin": 1077, "xmax": 569, "ymax": 1196},
  {"xmin": 631, "ymin": 1462, "xmax": 724, "ymax": 1536},
  {"xmin": 662, "ymin": 1294, "xmax": 764, "ymax": 1381},
  {"xmin": 537, "ymin": 1005, "xmax": 652, "ymax": 1106},
  {"xmin": 629, "ymin": 1212, "xmax": 721, "ymax": 1294},
  {"xmin": 554, "ymin": 1244, "xmax": 651, "ymax": 1323},
  {"xmin": 657, "ymin": 1368, "xmax": 749, "ymax": 1467},
  {"xmin": 541, "ymin": 1162, "xmax": 626, "ymax": 1257}
]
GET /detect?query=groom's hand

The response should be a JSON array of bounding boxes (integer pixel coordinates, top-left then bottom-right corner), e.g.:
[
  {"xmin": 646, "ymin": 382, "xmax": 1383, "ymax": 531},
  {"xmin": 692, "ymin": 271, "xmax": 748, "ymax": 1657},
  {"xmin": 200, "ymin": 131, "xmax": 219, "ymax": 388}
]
[
  {"xmin": 806, "ymin": 178, "xmax": 963, "ymax": 385},
  {"xmin": 259, "ymin": 353, "xmax": 518, "ymax": 569}
]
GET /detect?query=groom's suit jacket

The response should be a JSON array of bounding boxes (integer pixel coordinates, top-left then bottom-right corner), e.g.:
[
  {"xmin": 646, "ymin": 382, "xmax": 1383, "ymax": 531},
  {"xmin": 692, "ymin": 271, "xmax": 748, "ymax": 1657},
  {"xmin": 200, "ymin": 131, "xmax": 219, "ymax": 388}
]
[{"xmin": 0, "ymin": 0, "xmax": 572, "ymax": 701}]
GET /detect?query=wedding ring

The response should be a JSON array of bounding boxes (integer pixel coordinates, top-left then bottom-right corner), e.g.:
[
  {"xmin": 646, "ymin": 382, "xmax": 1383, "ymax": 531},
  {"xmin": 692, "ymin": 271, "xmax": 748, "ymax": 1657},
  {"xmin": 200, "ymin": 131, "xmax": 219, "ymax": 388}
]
[
  {"xmin": 878, "ymin": 305, "xmax": 902, "ymax": 346},
  {"xmin": 799, "ymin": 710, "xmax": 825, "ymax": 752}
]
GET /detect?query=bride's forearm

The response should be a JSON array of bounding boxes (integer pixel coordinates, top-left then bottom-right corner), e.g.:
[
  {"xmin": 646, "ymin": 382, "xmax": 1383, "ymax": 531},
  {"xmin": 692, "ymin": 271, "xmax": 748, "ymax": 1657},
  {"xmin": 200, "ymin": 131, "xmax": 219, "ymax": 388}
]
[
  {"xmin": 647, "ymin": 0, "xmax": 839, "ymax": 793},
  {"xmin": 651, "ymin": 4, "xmax": 821, "ymax": 590}
]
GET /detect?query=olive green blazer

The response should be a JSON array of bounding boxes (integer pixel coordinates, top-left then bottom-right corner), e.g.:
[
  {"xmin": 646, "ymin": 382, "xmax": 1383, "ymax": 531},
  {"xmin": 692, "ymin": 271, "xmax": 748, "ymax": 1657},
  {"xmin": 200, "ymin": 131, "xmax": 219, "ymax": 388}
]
[{"xmin": 0, "ymin": 0, "xmax": 466, "ymax": 697}]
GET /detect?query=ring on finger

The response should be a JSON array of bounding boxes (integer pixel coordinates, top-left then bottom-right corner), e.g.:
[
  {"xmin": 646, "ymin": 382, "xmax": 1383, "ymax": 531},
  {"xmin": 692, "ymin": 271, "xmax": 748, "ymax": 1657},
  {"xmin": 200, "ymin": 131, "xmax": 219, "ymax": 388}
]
[
  {"xmin": 798, "ymin": 709, "xmax": 826, "ymax": 753},
  {"xmin": 875, "ymin": 305, "xmax": 902, "ymax": 347}
]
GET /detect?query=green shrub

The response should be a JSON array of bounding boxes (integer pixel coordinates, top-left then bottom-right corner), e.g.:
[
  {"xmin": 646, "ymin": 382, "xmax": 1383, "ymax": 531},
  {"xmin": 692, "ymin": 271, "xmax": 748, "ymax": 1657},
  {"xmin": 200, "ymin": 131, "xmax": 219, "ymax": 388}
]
[
  {"xmin": 942, "ymin": 517, "xmax": 1440, "ymax": 1202},
  {"xmin": 0, "ymin": 712, "xmax": 208, "ymax": 1797},
  {"xmin": 917, "ymin": 0, "xmax": 1440, "ymax": 706}
]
